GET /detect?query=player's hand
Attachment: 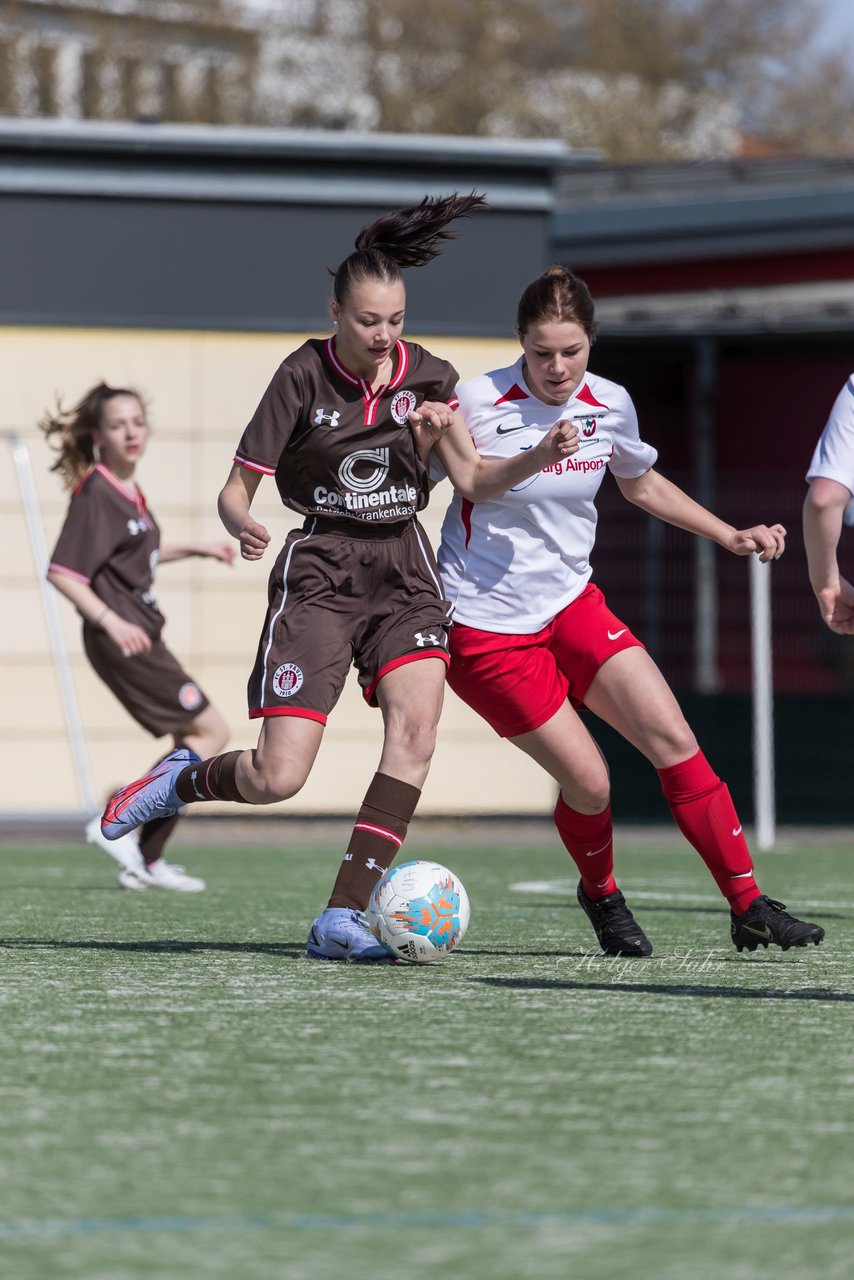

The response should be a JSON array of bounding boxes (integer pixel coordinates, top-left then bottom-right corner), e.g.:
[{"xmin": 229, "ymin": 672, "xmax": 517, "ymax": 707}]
[
  {"xmin": 729, "ymin": 523, "xmax": 786, "ymax": 562},
  {"xmin": 239, "ymin": 517, "xmax": 271, "ymax": 561},
  {"xmin": 535, "ymin": 418, "xmax": 580, "ymax": 464},
  {"xmin": 103, "ymin": 615, "xmax": 152, "ymax": 658},
  {"xmin": 202, "ymin": 541, "xmax": 237, "ymax": 566},
  {"xmin": 407, "ymin": 400, "xmax": 455, "ymax": 455},
  {"xmin": 816, "ymin": 577, "xmax": 854, "ymax": 634}
]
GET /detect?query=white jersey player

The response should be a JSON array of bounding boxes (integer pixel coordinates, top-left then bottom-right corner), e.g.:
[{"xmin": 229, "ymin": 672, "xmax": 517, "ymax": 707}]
[
  {"xmin": 804, "ymin": 374, "xmax": 854, "ymax": 634},
  {"xmin": 434, "ymin": 264, "xmax": 823, "ymax": 959}
]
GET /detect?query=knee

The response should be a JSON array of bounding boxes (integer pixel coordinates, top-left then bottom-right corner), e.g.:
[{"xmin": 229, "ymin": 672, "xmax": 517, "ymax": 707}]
[
  {"xmin": 654, "ymin": 723, "xmax": 699, "ymax": 769},
  {"xmin": 387, "ymin": 716, "xmax": 439, "ymax": 768},
  {"xmin": 247, "ymin": 758, "xmax": 310, "ymax": 805},
  {"xmin": 561, "ymin": 762, "xmax": 611, "ymax": 815}
]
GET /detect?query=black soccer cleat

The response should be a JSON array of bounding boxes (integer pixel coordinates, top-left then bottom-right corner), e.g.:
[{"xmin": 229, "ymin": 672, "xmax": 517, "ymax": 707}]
[
  {"xmin": 576, "ymin": 881, "xmax": 653, "ymax": 957},
  {"xmin": 731, "ymin": 895, "xmax": 825, "ymax": 953}
]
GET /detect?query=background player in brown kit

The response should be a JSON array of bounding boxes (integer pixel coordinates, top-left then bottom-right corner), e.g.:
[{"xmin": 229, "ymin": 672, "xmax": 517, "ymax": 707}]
[
  {"xmin": 43, "ymin": 383, "xmax": 232, "ymax": 891},
  {"xmin": 101, "ymin": 193, "xmax": 578, "ymax": 958}
]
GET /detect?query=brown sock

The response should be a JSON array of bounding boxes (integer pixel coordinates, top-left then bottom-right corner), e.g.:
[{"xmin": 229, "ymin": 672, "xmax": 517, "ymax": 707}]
[
  {"xmin": 139, "ymin": 813, "xmax": 180, "ymax": 867},
  {"xmin": 175, "ymin": 751, "xmax": 248, "ymax": 804},
  {"xmin": 327, "ymin": 772, "xmax": 421, "ymax": 911}
]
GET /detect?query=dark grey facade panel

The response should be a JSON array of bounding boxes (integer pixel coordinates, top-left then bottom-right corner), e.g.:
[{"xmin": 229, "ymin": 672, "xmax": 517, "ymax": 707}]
[
  {"xmin": 0, "ymin": 121, "xmax": 573, "ymax": 332},
  {"xmin": 0, "ymin": 194, "xmax": 547, "ymax": 334}
]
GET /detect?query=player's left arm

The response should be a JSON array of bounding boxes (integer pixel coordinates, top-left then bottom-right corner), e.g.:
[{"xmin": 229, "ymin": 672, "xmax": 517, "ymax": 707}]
[
  {"xmin": 158, "ymin": 542, "xmax": 236, "ymax": 566},
  {"xmin": 414, "ymin": 402, "xmax": 578, "ymax": 502},
  {"xmin": 616, "ymin": 467, "xmax": 786, "ymax": 563}
]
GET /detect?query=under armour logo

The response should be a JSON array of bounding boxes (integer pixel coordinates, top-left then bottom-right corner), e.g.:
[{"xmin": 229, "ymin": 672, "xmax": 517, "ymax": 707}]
[
  {"xmin": 365, "ymin": 858, "xmax": 384, "ymax": 872},
  {"xmin": 414, "ymin": 631, "xmax": 441, "ymax": 648},
  {"xmin": 314, "ymin": 408, "xmax": 341, "ymax": 427},
  {"xmin": 190, "ymin": 769, "xmax": 205, "ymax": 801},
  {"xmin": 127, "ymin": 517, "xmax": 147, "ymax": 536}
]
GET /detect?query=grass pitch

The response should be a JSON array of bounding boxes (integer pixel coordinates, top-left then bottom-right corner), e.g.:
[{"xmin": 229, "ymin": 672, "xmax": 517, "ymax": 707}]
[{"xmin": 1, "ymin": 828, "xmax": 852, "ymax": 1280}]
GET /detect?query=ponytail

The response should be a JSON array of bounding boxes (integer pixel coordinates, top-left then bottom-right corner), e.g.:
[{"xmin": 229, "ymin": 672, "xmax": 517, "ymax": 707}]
[{"xmin": 331, "ymin": 192, "xmax": 487, "ymax": 303}]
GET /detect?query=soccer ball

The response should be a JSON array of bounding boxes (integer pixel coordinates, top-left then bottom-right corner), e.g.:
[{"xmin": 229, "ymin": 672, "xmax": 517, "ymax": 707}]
[{"xmin": 366, "ymin": 860, "xmax": 470, "ymax": 963}]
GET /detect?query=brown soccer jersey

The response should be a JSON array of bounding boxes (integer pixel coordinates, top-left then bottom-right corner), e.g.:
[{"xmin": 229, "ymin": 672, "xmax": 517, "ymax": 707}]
[
  {"xmin": 49, "ymin": 464, "xmax": 165, "ymax": 638},
  {"xmin": 234, "ymin": 338, "xmax": 459, "ymax": 524}
]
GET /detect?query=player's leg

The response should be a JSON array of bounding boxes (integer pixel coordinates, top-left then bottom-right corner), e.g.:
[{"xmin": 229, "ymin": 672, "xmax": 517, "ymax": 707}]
[
  {"xmin": 510, "ymin": 705, "xmax": 652, "ymax": 957},
  {"xmin": 307, "ymin": 656, "xmax": 447, "ymax": 964},
  {"xmin": 448, "ymin": 614, "xmax": 651, "ymax": 956},
  {"xmin": 583, "ymin": 646, "xmax": 824, "ymax": 948}
]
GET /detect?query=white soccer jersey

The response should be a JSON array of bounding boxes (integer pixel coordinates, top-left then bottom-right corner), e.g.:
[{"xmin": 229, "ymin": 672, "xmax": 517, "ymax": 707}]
[
  {"xmin": 436, "ymin": 357, "xmax": 658, "ymax": 633},
  {"xmin": 806, "ymin": 374, "xmax": 854, "ymax": 496}
]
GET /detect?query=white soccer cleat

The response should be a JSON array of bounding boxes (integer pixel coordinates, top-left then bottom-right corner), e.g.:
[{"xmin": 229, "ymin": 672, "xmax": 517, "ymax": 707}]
[
  {"xmin": 143, "ymin": 859, "xmax": 206, "ymax": 892},
  {"xmin": 85, "ymin": 815, "xmax": 145, "ymax": 873},
  {"xmin": 116, "ymin": 866, "xmax": 155, "ymax": 891}
]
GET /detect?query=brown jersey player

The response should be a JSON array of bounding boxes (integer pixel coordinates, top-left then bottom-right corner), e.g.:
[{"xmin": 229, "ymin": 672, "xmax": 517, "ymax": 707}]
[
  {"xmin": 44, "ymin": 383, "xmax": 232, "ymax": 891},
  {"xmin": 100, "ymin": 194, "xmax": 578, "ymax": 959}
]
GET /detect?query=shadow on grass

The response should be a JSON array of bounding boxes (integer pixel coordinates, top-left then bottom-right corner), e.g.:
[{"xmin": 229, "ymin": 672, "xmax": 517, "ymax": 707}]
[
  {"xmin": 519, "ymin": 901, "xmax": 851, "ymax": 920},
  {"xmin": 0, "ymin": 938, "xmax": 306, "ymax": 956},
  {"xmin": 473, "ymin": 976, "xmax": 854, "ymax": 1002}
]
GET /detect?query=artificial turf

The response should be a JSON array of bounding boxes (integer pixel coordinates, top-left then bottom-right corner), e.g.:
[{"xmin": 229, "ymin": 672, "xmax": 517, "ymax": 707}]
[{"xmin": 1, "ymin": 829, "xmax": 851, "ymax": 1279}]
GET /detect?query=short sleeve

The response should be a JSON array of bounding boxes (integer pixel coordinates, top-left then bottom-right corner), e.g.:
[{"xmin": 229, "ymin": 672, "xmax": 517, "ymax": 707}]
[
  {"xmin": 606, "ymin": 387, "xmax": 658, "ymax": 478},
  {"xmin": 234, "ymin": 360, "xmax": 305, "ymax": 476},
  {"xmin": 806, "ymin": 376, "xmax": 854, "ymax": 493},
  {"xmin": 49, "ymin": 483, "xmax": 119, "ymax": 584},
  {"xmin": 420, "ymin": 352, "xmax": 460, "ymax": 409}
]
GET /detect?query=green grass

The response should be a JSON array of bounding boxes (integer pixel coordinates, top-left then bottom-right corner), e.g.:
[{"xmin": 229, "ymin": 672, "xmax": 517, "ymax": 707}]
[{"xmin": 1, "ymin": 831, "xmax": 852, "ymax": 1280}]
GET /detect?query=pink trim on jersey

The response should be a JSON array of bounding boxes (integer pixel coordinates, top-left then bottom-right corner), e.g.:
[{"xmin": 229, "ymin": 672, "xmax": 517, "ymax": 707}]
[
  {"xmin": 234, "ymin": 453, "xmax": 276, "ymax": 476},
  {"xmin": 48, "ymin": 562, "xmax": 91, "ymax": 585},
  {"xmin": 324, "ymin": 338, "xmax": 413, "ymax": 426},
  {"xmin": 353, "ymin": 821, "xmax": 403, "ymax": 848},
  {"xmin": 248, "ymin": 706, "xmax": 328, "ymax": 724},
  {"xmin": 460, "ymin": 498, "xmax": 474, "ymax": 549},
  {"xmin": 494, "ymin": 383, "xmax": 529, "ymax": 406},
  {"xmin": 575, "ymin": 383, "xmax": 609, "ymax": 410},
  {"xmin": 93, "ymin": 463, "xmax": 148, "ymax": 516},
  {"xmin": 363, "ymin": 649, "xmax": 450, "ymax": 705},
  {"xmin": 447, "ymin": 396, "xmax": 460, "ymax": 410}
]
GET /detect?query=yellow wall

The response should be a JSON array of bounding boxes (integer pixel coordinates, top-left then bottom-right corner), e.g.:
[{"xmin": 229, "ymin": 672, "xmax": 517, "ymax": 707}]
[{"xmin": 1, "ymin": 326, "xmax": 557, "ymax": 817}]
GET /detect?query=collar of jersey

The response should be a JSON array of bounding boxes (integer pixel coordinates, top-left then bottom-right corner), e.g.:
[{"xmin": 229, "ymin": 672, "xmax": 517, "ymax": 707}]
[
  {"xmin": 325, "ymin": 337, "xmax": 409, "ymax": 400},
  {"xmin": 92, "ymin": 462, "xmax": 148, "ymax": 515},
  {"xmin": 516, "ymin": 355, "xmax": 591, "ymax": 412}
]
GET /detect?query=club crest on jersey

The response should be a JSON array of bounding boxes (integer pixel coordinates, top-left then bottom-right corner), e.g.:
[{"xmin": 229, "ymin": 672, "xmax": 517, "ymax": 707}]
[
  {"xmin": 314, "ymin": 408, "xmax": 341, "ymax": 427},
  {"xmin": 178, "ymin": 682, "xmax": 203, "ymax": 711},
  {"xmin": 390, "ymin": 390, "xmax": 417, "ymax": 424},
  {"xmin": 580, "ymin": 417, "xmax": 598, "ymax": 437},
  {"xmin": 273, "ymin": 663, "xmax": 304, "ymax": 699}
]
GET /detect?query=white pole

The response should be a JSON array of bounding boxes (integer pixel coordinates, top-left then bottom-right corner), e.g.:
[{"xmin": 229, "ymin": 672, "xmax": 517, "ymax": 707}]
[
  {"xmin": 749, "ymin": 554, "xmax": 775, "ymax": 851},
  {"xmin": 6, "ymin": 433, "xmax": 97, "ymax": 812}
]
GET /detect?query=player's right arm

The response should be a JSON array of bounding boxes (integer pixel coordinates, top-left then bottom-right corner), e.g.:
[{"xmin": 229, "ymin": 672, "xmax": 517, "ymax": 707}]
[
  {"xmin": 46, "ymin": 569, "xmax": 151, "ymax": 656},
  {"xmin": 217, "ymin": 464, "xmax": 271, "ymax": 561},
  {"xmin": 803, "ymin": 476, "xmax": 854, "ymax": 633}
]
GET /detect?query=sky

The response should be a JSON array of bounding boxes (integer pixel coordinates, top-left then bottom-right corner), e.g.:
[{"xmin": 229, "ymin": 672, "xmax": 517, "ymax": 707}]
[{"xmin": 813, "ymin": 0, "xmax": 854, "ymax": 58}]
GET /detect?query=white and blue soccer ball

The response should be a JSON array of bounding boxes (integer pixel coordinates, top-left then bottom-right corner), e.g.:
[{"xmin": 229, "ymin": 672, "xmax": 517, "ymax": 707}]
[{"xmin": 366, "ymin": 860, "xmax": 470, "ymax": 963}]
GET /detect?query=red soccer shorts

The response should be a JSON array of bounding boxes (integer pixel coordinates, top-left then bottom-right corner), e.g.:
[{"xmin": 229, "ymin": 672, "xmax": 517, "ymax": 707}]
[{"xmin": 447, "ymin": 584, "xmax": 644, "ymax": 738}]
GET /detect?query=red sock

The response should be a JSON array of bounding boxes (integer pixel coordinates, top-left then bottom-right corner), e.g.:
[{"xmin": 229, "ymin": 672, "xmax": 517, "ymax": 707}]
[
  {"xmin": 657, "ymin": 749, "xmax": 759, "ymax": 914},
  {"xmin": 553, "ymin": 795, "xmax": 616, "ymax": 900}
]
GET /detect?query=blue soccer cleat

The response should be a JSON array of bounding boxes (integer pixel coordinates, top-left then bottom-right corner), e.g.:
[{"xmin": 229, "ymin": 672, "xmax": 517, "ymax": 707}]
[
  {"xmin": 101, "ymin": 747, "xmax": 200, "ymax": 841},
  {"xmin": 306, "ymin": 907, "xmax": 396, "ymax": 963}
]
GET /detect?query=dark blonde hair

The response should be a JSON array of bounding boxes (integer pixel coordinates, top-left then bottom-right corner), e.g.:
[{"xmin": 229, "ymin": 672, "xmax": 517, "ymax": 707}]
[
  {"xmin": 516, "ymin": 265, "xmax": 598, "ymax": 341},
  {"xmin": 40, "ymin": 382, "xmax": 144, "ymax": 489},
  {"xmin": 331, "ymin": 192, "xmax": 487, "ymax": 304}
]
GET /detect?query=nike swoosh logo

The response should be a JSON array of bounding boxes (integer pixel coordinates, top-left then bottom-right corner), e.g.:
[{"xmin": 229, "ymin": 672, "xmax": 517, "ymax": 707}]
[
  {"xmin": 743, "ymin": 924, "xmax": 772, "ymax": 940},
  {"xmin": 496, "ymin": 422, "xmax": 529, "ymax": 435},
  {"xmin": 607, "ymin": 629, "xmax": 627, "ymax": 641},
  {"xmin": 732, "ymin": 826, "xmax": 743, "ymax": 837}
]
